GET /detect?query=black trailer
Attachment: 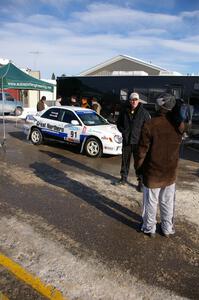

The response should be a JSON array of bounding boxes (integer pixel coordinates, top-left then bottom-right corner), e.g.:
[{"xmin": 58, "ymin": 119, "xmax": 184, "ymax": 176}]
[{"xmin": 57, "ymin": 75, "xmax": 199, "ymax": 135}]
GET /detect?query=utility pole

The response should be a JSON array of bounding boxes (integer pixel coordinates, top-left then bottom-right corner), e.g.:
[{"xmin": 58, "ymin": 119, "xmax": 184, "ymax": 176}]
[{"xmin": 29, "ymin": 51, "xmax": 42, "ymax": 70}]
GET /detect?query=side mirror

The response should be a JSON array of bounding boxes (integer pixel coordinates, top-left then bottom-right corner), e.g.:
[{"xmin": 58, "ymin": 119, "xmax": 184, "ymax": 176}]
[{"xmin": 71, "ymin": 120, "xmax": 79, "ymax": 125}]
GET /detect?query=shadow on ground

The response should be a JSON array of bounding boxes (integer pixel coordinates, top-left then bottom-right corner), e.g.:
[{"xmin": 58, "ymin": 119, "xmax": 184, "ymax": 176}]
[
  {"xmin": 25, "ymin": 161, "xmax": 199, "ymax": 300},
  {"xmin": 39, "ymin": 149, "xmax": 119, "ymax": 183},
  {"xmin": 180, "ymin": 143, "xmax": 199, "ymax": 163},
  {"xmin": 30, "ymin": 161, "xmax": 141, "ymax": 230}
]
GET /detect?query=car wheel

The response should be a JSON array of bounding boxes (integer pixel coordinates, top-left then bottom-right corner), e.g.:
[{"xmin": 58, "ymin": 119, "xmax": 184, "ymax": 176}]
[
  {"xmin": 15, "ymin": 107, "xmax": 23, "ymax": 116},
  {"xmin": 30, "ymin": 128, "xmax": 43, "ymax": 145},
  {"xmin": 84, "ymin": 137, "xmax": 102, "ymax": 157}
]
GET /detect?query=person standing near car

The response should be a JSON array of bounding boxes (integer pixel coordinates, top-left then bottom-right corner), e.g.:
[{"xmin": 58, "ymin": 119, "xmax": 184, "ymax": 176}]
[
  {"xmin": 135, "ymin": 93, "xmax": 184, "ymax": 238},
  {"xmin": 116, "ymin": 92, "xmax": 150, "ymax": 191},
  {"xmin": 55, "ymin": 95, "xmax": 62, "ymax": 106},
  {"xmin": 37, "ymin": 96, "xmax": 48, "ymax": 112},
  {"xmin": 91, "ymin": 97, "xmax": 102, "ymax": 115},
  {"xmin": 69, "ymin": 95, "xmax": 80, "ymax": 106},
  {"xmin": 81, "ymin": 97, "xmax": 90, "ymax": 109}
]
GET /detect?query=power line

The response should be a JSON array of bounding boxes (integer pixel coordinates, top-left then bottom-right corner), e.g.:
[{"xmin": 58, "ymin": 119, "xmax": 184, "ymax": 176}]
[{"xmin": 29, "ymin": 51, "xmax": 42, "ymax": 70}]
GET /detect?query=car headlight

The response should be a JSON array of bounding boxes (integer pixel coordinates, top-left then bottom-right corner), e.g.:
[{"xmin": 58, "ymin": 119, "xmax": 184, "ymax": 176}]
[{"xmin": 114, "ymin": 135, "xmax": 122, "ymax": 144}]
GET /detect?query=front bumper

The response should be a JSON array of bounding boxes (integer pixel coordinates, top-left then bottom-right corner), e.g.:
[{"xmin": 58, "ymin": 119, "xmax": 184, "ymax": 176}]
[{"xmin": 103, "ymin": 144, "xmax": 122, "ymax": 155}]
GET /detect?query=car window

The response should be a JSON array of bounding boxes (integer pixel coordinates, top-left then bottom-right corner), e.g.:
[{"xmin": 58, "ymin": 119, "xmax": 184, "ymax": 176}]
[
  {"xmin": 0, "ymin": 93, "xmax": 13, "ymax": 101},
  {"xmin": 61, "ymin": 110, "xmax": 80, "ymax": 124},
  {"xmin": 76, "ymin": 110, "xmax": 109, "ymax": 126},
  {"xmin": 5, "ymin": 93, "xmax": 14, "ymax": 101},
  {"xmin": 41, "ymin": 108, "xmax": 63, "ymax": 120}
]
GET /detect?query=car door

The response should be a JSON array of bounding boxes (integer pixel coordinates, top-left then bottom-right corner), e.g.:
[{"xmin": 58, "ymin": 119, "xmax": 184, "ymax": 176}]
[
  {"xmin": 61, "ymin": 109, "xmax": 82, "ymax": 144},
  {"xmin": 38, "ymin": 107, "xmax": 66, "ymax": 141},
  {"xmin": 0, "ymin": 93, "xmax": 13, "ymax": 114},
  {"xmin": 5, "ymin": 93, "xmax": 15, "ymax": 113}
]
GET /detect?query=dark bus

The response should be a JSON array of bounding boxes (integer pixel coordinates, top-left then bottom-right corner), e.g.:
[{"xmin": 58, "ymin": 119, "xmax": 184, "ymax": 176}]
[{"xmin": 57, "ymin": 75, "xmax": 199, "ymax": 137}]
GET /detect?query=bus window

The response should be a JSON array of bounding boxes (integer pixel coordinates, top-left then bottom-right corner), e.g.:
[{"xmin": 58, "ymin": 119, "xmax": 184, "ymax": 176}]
[
  {"xmin": 171, "ymin": 87, "xmax": 182, "ymax": 99},
  {"xmin": 190, "ymin": 97, "xmax": 199, "ymax": 123},
  {"xmin": 120, "ymin": 89, "xmax": 129, "ymax": 101},
  {"xmin": 148, "ymin": 88, "xmax": 167, "ymax": 103},
  {"xmin": 189, "ymin": 90, "xmax": 199, "ymax": 136}
]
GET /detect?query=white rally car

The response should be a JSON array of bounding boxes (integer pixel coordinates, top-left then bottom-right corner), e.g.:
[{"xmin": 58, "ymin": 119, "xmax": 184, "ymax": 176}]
[{"xmin": 24, "ymin": 106, "xmax": 122, "ymax": 157}]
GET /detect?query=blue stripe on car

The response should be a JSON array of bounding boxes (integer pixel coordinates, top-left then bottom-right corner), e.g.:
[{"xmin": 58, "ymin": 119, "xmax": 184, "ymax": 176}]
[
  {"xmin": 80, "ymin": 134, "xmax": 87, "ymax": 142},
  {"xmin": 76, "ymin": 111, "xmax": 96, "ymax": 115},
  {"xmin": 41, "ymin": 128, "xmax": 68, "ymax": 138}
]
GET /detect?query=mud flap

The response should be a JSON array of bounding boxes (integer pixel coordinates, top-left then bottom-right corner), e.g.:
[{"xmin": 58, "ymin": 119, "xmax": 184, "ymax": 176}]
[{"xmin": 80, "ymin": 137, "xmax": 87, "ymax": 153}]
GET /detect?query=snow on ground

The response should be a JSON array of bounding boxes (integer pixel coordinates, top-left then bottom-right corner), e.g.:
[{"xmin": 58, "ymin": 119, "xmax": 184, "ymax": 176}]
[
  {"xmin": 0, "ymin": 134, "xmax": 198, "ymax": 299},
  {"xmin": 0, "ymin": 213, "xmax": 189, "ymax": 300}
]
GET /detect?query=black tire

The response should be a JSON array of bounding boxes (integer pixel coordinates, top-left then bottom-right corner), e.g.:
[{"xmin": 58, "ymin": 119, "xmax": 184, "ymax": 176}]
[
  {"xmin": 30, "ymin": 128, "xmax": 43, "ymax": 145},
  {"xmin": 15, "ymin": 107, "xmax": 23, "ymax": 116},
  {"xmin": 84, "ymin": 137, "xmax": 102, "ymax": 157}
]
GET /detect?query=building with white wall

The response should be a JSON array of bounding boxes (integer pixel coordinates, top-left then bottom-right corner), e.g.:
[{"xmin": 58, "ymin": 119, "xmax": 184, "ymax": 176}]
[{"xmin": 78, "ymin": 55, "xmax": 181, "ymax": 77}]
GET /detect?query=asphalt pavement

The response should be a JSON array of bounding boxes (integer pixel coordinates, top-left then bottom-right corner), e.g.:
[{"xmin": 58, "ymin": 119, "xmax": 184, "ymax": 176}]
[{"xmin": 0, "ymin": 119, "xmax": 198, "ymax": 300}]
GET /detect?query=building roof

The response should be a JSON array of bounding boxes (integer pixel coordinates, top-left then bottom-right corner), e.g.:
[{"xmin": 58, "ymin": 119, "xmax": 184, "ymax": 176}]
[{"xmin": 78, "ymin": 54, "xmax": 167, "ymax": 76}]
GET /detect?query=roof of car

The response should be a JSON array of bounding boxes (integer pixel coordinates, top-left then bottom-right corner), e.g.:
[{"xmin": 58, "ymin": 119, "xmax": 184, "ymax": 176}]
[{"xmin": 50, "ymin": 106, "xmax": 93, "ymax": 112}]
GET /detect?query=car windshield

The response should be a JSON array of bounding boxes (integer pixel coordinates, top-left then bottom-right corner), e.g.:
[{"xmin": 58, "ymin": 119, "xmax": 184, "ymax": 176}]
[{"xmin": 76, "ymin": 110, "xmax": 109, "ymax": 126}]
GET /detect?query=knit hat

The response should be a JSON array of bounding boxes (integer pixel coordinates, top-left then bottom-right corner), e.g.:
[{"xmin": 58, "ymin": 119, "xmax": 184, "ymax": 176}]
[{"xmin": 156, "ymin": 93, "xmax": 176, "ymax": 111}]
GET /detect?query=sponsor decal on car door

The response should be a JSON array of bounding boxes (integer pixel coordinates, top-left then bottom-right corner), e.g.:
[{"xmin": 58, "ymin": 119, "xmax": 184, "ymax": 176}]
[{"xmin": 38, "ymin": 118, "xmax": 67, "ymax": 140}]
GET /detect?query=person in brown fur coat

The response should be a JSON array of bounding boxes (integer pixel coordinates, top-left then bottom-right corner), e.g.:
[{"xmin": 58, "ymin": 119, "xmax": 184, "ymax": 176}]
[{"xmin": 135, "ymin": 93, "xmax": 184, "ymax": 238}]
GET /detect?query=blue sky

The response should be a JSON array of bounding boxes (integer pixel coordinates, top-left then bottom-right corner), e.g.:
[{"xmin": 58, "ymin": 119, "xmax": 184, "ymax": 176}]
[{"xmin": 1, "ymin": 0, "xmax": 199, "ymax": 78}]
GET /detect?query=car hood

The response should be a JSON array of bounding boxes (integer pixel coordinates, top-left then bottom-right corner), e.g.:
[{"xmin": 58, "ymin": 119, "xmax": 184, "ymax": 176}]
[
  {"xmin": 85, "ymin": 124, "xmax": 121, "ymax": 136},
  {"xmin": 25, "ymin": 113, "xmax": 43, "ymax": 124}
]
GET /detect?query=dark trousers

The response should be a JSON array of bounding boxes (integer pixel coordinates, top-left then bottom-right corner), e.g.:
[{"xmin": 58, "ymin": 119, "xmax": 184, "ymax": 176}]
[{"xmin": 120, "ymin": 144, "xmax": 139, "ymax": 181}]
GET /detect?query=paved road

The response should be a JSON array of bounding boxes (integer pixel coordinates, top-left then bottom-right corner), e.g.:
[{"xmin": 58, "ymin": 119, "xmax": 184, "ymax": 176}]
[
  {"xmin": 0, "ymin": 119, "xmax": 199, "ymax": 299},
  {"xmin": 0, "ymin": 264, "xmax": 47, "ymax": 300}
]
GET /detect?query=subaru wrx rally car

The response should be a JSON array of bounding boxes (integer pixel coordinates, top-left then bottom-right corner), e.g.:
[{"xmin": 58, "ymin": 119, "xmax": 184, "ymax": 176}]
[{"xmin": 24, "ymin": 106, "xmax": 122, "ymax": 157}]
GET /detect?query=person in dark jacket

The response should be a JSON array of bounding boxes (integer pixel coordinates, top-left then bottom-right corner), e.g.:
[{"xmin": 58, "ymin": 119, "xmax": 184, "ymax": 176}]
[
  {"xmin": 37, "ymin": 96, "xmax": 47, "ymax": 112},
  {"xmin": 116, "ymin": 92, "xmax": 150, "ymax": 190},
  {"xmin": 135, "ymin": 93, "xmax": 184, "ymax": 238}
]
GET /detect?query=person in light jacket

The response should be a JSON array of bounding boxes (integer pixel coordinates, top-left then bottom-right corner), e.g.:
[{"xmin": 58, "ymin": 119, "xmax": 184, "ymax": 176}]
[{"xmin": 91, "ymin": 97, "xmax": 102, "ymax": 115}]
